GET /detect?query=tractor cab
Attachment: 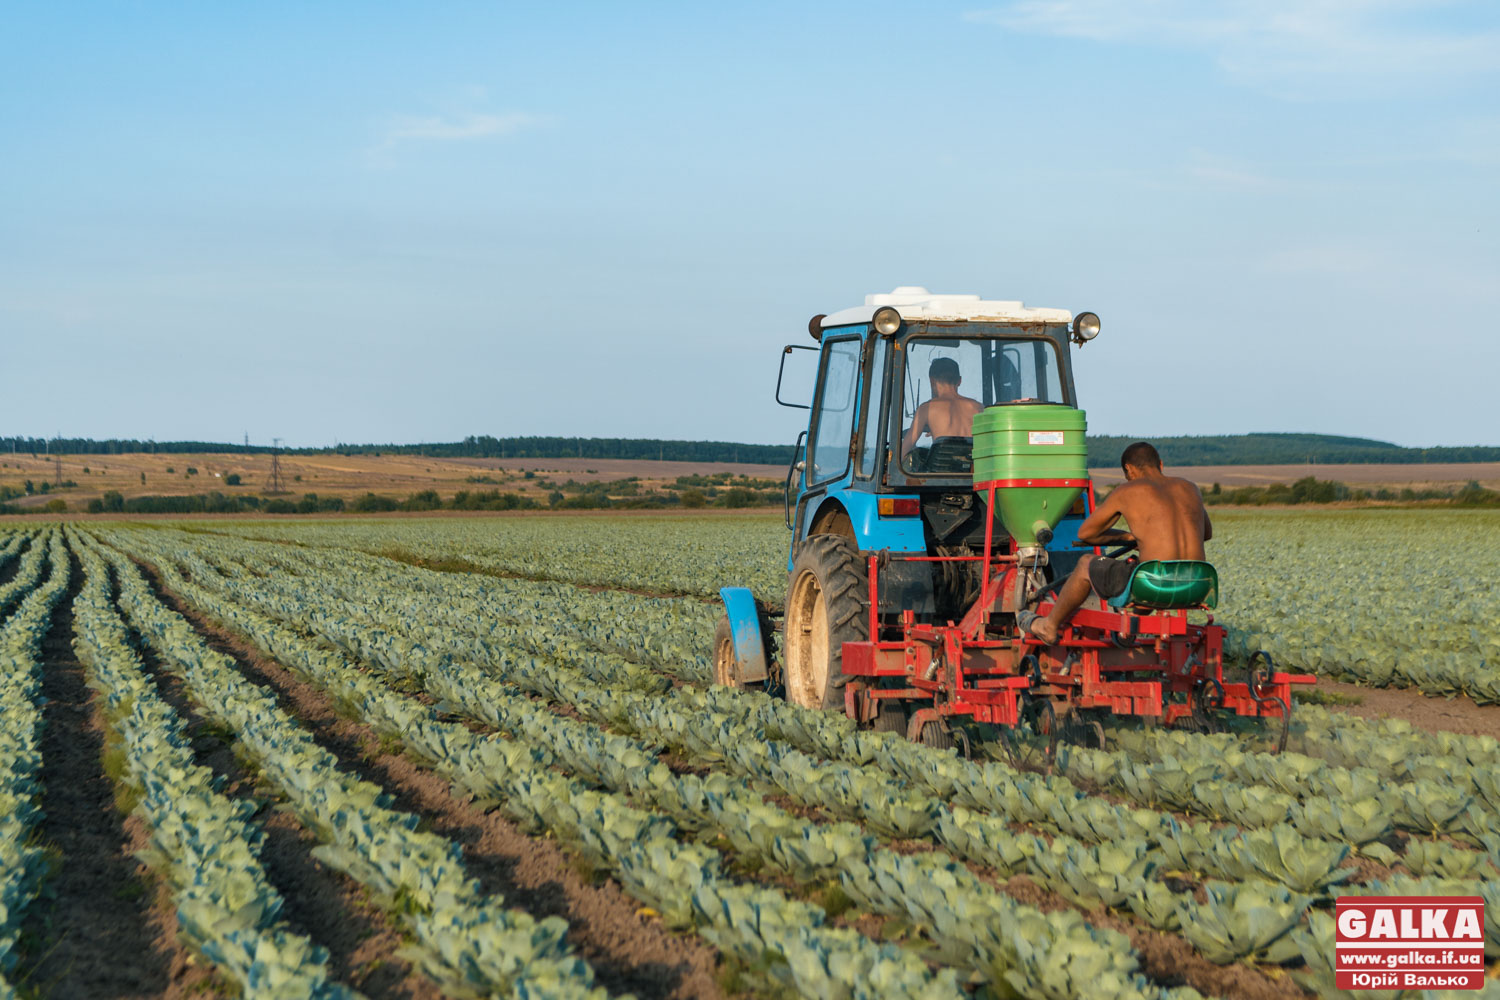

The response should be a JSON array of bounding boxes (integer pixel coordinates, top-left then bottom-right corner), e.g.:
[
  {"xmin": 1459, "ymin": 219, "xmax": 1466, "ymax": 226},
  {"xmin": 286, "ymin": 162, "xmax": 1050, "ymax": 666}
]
[
  {"xmin": 715, "ymin": 287, "xmax": 1311, "ymax": 754},
  {"xmin": 783, "ymin": 288, "xmax": 1098, "ymax": 619}
]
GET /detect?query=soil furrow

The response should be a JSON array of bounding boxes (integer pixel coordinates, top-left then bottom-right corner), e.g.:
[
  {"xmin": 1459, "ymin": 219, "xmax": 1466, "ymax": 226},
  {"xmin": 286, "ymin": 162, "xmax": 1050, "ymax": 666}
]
[
  {"xmin": 135, "ymin": 557, "xmax": 732, "ymax": 1000},
  {"xmin": 0, "ymin": 535, "xmax": 28, "ymax": 588},
  {"xmin": 14, "ymin": 547, "xmax": 213, "ymax": 1000},
  {"xmin": 110, "ymin": 564, "xmax": 440, "ymax": 999}
]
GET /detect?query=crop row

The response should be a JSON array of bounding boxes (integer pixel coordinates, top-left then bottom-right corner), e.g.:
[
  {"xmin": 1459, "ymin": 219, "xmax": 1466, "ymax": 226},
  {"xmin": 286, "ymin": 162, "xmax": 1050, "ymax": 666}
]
[
  {"xmin": 110, "ymin": 525, "xmax": 1500, "ymax": 987},
  {"xmin": 203, "ymin": 533, "xmax": 1494, "ymax": 892},
  {"xmin": 188, "ymin": 515, "xmax": 788, "ymax": 599},
  {"xmin": 220, "ymin": 546, "xmax": 1347, "ymax": 885},
  {"xmin": 170, "ymin": 537, "xmax": 1397, "ymax": 869},
  {"xmin": 0, "ymin": 531, "xmax": 48, "ymax": 621},
  {"xmin": 1083, "ymin": 720, "xmax": 1500, "ymax": 860},
  {"xmin": 208, "ymin": 538, "xmax": 1500, "ymax": 998},
  {"xmin": 0, "ymin": 531, "xmax": 25, "ymax": 577},
  {"xmin": 201, "ymin": 540, "xmax": 711, "ymax": 684},
  {"xmin": 171, "ymin": 529, "xmax": 1500, "ymax": 977},
  {"xmin": 94, "ymin": 531, "xmax": 968, "ymax": 1000},
  {"xmin": 191, "ymin": 510, "xmax": 1500, "ymax": 702},
  {"xmin": 84, "ymin": 534, "xmax": 618, "ymax": 1000},
  {"xmin": 105, "ymin": 528, "xmax": 1208, "ymax": 1000},
  {"xmin": 0, "ymin": 531, "xmax": 65, "ymax": 998},
  {"xmin": 160, "ymin": 528, "xmax": 1500, "ymax": 871},
  {"xmin": 1108, "ymin": 704, "xmax": 1500, "ymax": 796},
  {"xmin": 66, "ymin": 532, "xmax": 354, "ymax": 998},
  {"xmin": 139, "ymin": 528, "xmax": 1348, "ymax": 979},
  {"xmin": 1212, "ymin": 510, "xmax": 1499, "ymax": 701}
]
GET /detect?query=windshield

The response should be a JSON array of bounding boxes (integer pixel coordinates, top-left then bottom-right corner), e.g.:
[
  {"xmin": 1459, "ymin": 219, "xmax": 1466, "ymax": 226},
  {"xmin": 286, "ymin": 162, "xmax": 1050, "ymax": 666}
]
[{"xmin": 900, "ymin": 336, "xmax": 1066, "ymax": 476}]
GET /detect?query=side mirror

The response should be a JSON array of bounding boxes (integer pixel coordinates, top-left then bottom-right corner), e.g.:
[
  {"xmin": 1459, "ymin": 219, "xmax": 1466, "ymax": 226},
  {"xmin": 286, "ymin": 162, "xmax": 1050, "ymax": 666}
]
[{"xmin": 776, "ymin": 344, "xmax": 818, "ymax": 409}]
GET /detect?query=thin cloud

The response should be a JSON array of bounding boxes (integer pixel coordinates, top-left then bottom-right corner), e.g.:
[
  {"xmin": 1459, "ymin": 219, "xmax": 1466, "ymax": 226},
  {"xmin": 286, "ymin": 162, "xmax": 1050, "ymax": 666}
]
[
  {"xmin": 367, "ymin": 110, "xmax": 541, "ymax": 164},
  {"xmin": 385, "ymin": 111, "xmax": 537, "ymax": 143},
  {"xmin": 1260, "ymin": 240, "xmax": 1390, "ymax": 276},
  {"xmin": 1186, "ymin": 149, "xmax": 1272, "ymax": 190},
  {"xmin": 964, "ymin": 1, "xmax": 1500, "ymax": 99}
]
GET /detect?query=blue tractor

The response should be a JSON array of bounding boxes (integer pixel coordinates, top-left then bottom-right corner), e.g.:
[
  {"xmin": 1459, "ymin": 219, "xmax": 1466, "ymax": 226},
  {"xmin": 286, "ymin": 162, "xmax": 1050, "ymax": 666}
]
[
  {"xmin": 714, "ymin": 287, "xmax": 1309, "ymax": 751},
  {"xmin": 715, "ymin": 288, "xmax": 1097, "ymax": 722}
]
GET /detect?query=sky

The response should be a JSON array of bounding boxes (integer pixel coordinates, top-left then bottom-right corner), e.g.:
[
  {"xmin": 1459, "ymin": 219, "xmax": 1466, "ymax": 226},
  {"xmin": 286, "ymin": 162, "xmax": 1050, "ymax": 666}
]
[{"xmin": 2, "ymin": 1, "xmax": 1496, "ymax": 449}]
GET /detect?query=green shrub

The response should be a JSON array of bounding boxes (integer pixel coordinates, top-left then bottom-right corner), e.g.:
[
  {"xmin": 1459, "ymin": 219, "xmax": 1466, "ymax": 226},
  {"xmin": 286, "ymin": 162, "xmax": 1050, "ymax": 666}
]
[{"xmin": 350, "ymin": 493, "xmax": 399, "ymax": 513}]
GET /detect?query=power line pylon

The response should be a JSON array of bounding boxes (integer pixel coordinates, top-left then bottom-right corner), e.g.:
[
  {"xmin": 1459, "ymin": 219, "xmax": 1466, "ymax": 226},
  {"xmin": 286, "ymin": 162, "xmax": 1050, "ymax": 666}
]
[{"xmin": 269, "ymin": 437, "xmax": 283, "ymax": 493}]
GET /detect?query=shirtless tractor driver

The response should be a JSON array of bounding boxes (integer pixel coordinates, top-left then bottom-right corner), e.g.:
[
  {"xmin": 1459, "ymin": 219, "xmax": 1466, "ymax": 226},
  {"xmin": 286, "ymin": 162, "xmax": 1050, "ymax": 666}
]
[
  {"xmin": 1025, "ymin": 442, "xmax": 1212, "ymax": 644},
  {"xmin": 902, "ymin": 357, "xmax": 983, "ymax": 458}
]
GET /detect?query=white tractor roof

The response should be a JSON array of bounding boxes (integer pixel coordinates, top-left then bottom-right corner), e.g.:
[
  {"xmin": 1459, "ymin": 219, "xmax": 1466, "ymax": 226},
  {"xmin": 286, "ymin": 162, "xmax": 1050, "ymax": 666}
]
[{"xmin": 820, "ymin": 286, "xmax": 1072, "ymax": 328}]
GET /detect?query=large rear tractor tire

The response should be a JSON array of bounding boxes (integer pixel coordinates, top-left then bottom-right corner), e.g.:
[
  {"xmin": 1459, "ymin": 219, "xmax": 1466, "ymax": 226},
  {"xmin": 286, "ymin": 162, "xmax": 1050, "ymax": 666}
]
[{"xmin": 783, "ymin": 534, "xmax": 868, "ymax": 711}]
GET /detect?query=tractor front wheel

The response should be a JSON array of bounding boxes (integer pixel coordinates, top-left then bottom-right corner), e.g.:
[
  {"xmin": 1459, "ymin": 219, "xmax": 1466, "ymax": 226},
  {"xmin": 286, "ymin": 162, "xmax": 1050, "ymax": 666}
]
[
  {"xmin": 712, "ymin": 615, "xmax": 743, "ymax": 689},
  {"xmin": 783, "ymin": 534, "xmax": 868, "ymax": 711}
]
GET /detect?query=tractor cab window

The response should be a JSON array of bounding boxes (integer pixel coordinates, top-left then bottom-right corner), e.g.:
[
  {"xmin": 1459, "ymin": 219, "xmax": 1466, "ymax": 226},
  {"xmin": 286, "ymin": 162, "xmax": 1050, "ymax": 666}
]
[
  {"xmin": 807, "ymin": 337, "xmax": 862, "ymax": 485},
  {"xmin": 900, "ymin": 336, "xmax": 1064, "ymax": 476}
]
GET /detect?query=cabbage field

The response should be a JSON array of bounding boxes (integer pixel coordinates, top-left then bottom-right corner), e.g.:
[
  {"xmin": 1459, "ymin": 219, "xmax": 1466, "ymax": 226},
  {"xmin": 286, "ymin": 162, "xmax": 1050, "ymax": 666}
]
[{"xmin": 0, "ymin": 511, "xmax": 1495, "ymax": 1000}]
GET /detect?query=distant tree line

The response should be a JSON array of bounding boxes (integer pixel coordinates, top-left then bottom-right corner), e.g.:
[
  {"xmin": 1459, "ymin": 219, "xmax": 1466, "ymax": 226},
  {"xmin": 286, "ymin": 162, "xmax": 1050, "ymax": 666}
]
[
  {"xmin": 1085, "ymin": 433, "xmax": 1500, "ymax": 467},
  {"xmin": 5, "ymin": 432, "xmax": 1500, "ymax": 467},
  {"xmin": 329, "ymin": 436, "xmax": 796, "ymax": 464},
  {"xmin": 1198, "ymin": 477, "xmax": 1500, "ymax": 507},
  {"xmin": 1, "ymin": 437, "xmax": 275, "ymax": 455}
]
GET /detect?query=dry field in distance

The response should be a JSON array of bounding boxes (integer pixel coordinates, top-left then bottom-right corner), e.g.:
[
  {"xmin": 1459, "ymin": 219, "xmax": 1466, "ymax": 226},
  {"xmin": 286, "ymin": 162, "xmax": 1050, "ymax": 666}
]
[
  {"xmin": 2, "ymin": 450, "xmax": 1498, "ymax": 511},
  {"xmin": 0, "ymin": 452, "xmax": 788, "ymax": 510}
]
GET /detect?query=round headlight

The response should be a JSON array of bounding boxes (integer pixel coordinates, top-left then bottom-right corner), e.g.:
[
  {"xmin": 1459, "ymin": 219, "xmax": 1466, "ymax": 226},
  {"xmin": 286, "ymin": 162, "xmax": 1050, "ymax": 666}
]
[
  {"xmin": 1072, "ymin": 311, "xmax": 1100, "ymax": 342},
  {"xmin": 807, "ymin": 314, "xmax": 826, "ymax": 341},
  {"xmin": 872, "ymin": 306, "xmax": 902, "ymax": 336}
]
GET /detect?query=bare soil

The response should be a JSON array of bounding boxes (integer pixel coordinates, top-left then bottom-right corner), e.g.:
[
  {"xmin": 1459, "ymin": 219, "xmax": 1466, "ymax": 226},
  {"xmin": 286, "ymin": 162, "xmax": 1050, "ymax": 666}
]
[
  {"xmin": 141, "ymin": 566, "xmax": 732, "ymax": 1000},
  {"xmin": 1302, "ymin": 679, "xmax": 1500, "ymax": 742},
  {"xmin": 14, "ymin": 551, "xmax": 217, "ymax": 999}
]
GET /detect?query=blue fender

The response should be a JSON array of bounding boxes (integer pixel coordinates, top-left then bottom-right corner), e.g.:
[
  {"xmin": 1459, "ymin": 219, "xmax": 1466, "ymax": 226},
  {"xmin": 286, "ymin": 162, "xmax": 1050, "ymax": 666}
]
[{"xmin": 718, "ymin": 586, "xmax": 768, "ymax": 683}]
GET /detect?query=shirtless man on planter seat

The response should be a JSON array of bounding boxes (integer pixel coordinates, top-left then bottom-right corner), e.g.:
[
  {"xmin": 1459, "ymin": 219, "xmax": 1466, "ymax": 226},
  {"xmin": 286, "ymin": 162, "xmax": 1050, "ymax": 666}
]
[{"xmin": 1025, "ymin": 441, "xmax": 1212, "ymax": 644}]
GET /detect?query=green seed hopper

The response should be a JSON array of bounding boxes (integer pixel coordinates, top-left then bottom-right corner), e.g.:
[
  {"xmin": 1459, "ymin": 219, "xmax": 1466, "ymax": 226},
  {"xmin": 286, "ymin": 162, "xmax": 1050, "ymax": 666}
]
[{"xmin": 972, "ymin": 404, "xmax": 1089, "ymax": 546}]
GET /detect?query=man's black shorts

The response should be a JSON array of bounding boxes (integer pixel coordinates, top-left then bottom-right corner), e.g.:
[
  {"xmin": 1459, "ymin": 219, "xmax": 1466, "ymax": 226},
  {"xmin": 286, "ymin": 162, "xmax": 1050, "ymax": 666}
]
[{"xmin": 1088, "ymin": 556, "xmax": 1137, "ymax": 600}]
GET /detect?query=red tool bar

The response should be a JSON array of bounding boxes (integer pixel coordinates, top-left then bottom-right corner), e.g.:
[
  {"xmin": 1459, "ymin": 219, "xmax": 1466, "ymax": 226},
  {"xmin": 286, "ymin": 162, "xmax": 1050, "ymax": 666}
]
[
  {"xmin": 975, "ymin": 478, "xmax": 1091, "ymax": 489},
  {"xmin": 895, "ymin": 555, "xmax": 1001, "ymax": 563}
]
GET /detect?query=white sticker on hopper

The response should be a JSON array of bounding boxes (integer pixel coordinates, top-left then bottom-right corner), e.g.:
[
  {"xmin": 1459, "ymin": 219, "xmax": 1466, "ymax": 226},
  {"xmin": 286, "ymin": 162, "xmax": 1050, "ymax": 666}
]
[{"xmin": 1028, "ymin": 431, "xmax": 1065, "ymax": 445}]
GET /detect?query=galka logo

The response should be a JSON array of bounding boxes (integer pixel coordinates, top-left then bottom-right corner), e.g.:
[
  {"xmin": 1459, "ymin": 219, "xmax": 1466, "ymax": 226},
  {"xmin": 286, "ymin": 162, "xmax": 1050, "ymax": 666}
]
[{"xmin": 1336, "ymin": 895, "xmax": 1487, "ymax": 990}]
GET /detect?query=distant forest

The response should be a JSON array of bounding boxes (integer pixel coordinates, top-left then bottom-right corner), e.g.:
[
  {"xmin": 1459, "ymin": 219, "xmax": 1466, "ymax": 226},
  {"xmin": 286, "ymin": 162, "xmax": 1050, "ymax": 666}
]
[{"xmin": 3, "ymin": 433, "xmax": 1499, "ymax": 468}]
